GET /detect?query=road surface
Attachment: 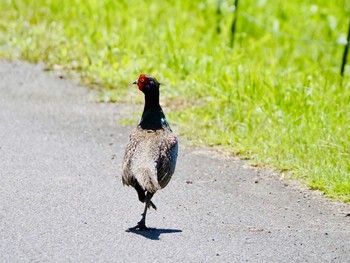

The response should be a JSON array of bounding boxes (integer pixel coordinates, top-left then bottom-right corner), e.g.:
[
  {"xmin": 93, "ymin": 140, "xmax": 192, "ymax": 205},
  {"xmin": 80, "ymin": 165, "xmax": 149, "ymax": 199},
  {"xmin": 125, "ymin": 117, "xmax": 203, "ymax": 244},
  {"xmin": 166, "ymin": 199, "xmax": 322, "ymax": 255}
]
[{"xmin": 0, "ymin": 61, "xmax": 349, "ymax": 262}]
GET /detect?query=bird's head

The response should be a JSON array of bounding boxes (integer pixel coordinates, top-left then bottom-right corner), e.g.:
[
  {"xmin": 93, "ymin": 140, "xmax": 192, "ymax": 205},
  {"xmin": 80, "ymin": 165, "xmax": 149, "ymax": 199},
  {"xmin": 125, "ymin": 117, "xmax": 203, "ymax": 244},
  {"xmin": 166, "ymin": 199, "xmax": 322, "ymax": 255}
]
[{"xmin": 133, "ymin": 74, "xmax": 160, "ymax": 93}]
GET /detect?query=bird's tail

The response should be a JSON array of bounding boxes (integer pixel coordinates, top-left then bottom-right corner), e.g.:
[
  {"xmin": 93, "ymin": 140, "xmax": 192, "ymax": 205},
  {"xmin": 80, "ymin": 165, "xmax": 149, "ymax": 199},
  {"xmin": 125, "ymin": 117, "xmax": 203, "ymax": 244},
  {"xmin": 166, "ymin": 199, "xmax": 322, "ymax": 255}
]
[{"xmin": 135, "ymin": 168, "xmax": 160, "ymax": 194}]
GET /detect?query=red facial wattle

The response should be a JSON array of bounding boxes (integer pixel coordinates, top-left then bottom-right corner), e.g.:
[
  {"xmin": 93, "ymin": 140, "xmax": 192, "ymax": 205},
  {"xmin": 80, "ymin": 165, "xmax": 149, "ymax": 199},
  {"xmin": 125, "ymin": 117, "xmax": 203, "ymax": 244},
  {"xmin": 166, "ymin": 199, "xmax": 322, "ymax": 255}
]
[{"xmin": 137, "ymin": 74, "xmax": 147, "ymax": 91}]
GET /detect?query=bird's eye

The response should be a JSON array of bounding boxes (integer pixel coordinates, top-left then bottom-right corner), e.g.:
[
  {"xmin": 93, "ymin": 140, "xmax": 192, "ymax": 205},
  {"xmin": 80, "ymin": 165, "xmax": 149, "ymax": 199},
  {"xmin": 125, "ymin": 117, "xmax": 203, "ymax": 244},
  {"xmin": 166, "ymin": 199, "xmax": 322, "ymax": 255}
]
[{"xmin": 140, "ymin": 78, "xmax": 144, "ymax": 83}]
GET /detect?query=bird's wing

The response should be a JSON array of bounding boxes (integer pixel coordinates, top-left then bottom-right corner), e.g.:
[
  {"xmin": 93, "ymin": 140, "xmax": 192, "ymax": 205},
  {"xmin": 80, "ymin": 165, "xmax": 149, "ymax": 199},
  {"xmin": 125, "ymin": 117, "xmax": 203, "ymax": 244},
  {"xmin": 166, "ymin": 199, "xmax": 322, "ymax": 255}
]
[
  {"xmin": 122, "ymin": 128, "xmax": 144, "ymax": 186},
  {"xmin": 157, "ymin": 132, "xmax": 178, "ymax": 189}
]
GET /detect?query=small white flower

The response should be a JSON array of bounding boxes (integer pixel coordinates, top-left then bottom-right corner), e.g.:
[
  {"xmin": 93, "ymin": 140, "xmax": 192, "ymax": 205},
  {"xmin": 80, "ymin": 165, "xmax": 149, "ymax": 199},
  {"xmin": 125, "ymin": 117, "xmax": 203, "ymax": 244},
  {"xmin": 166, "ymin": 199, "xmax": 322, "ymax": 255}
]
[
  {"xmin": 337, "ymin": 34, "xmax": 348, "ymax": 45},
  {"xmin": 310, "ymin": 5, "xmax": 318, "ymax": 14}
]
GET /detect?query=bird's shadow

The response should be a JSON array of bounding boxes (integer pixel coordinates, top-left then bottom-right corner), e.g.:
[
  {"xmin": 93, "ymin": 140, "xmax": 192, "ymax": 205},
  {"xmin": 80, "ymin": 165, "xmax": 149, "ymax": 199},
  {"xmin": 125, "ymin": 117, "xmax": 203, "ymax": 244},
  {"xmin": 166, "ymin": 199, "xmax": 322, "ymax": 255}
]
[{"xmin": 125, "ymin": 227, "xmax": 182, "ymax": 240}]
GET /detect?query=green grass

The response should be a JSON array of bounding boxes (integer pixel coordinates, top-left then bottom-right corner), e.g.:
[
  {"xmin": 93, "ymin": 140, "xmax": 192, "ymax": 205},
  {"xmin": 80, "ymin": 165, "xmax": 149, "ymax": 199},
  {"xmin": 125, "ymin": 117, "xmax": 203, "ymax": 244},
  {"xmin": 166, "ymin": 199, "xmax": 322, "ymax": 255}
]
[{"xmin": 0, "ymin": 0, "xmax": 349, "ymax": 201}]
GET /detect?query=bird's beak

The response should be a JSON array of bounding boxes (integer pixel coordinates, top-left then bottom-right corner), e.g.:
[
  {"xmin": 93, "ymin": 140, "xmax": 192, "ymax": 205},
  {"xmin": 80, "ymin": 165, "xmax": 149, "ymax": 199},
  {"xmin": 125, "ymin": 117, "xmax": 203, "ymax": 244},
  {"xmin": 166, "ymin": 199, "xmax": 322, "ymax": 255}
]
[{"xmin": 132, "ymin": 80, "xmax": 138, "ymax": 85}]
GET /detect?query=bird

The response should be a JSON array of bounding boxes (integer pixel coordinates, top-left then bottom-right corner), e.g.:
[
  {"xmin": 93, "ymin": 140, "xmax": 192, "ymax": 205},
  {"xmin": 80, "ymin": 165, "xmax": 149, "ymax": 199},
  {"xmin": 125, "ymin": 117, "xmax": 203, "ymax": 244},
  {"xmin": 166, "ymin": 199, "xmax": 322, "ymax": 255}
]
[{"xmin": 122, "ymin": 74, "xmax": 178, "ymax": 230}]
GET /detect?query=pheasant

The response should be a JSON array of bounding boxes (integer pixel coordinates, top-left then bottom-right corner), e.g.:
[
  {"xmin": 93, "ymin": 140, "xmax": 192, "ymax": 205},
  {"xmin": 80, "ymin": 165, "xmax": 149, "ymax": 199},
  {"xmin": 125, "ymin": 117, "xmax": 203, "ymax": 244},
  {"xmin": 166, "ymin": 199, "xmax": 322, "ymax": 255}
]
[{"xmin": 122, "ymin": 74, "xmax": 178, "ymax": 230}]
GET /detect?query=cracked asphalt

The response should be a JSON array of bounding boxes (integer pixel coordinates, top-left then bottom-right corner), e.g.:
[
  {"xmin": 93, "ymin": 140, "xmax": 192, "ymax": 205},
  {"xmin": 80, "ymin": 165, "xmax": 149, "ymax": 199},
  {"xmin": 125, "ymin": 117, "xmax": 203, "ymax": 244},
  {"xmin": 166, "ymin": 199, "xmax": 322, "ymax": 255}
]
[{"xmin": 0, "ymin": 61, "xmax": 349, "ymax": 262}]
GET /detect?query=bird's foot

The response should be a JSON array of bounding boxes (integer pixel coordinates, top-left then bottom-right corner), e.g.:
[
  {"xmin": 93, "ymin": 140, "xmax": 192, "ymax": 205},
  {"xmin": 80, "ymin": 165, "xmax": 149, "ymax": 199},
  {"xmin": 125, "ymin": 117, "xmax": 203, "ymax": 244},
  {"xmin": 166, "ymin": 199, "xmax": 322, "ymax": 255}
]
[
  {"xmin": 149, "ymin": 201, "xmax": 157, "ymax": 210},
  {"xmin": 128, "ymin": 222, "xmax": 154, "ymax": 231}
]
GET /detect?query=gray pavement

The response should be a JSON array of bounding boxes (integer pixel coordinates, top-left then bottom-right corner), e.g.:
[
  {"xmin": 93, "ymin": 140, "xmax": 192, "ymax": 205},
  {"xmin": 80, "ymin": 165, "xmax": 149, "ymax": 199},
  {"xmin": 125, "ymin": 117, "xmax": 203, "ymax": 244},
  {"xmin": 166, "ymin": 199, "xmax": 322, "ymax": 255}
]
[{"xmin": 0, "ymin": 61, "xmax": 349, "ymax": 262}]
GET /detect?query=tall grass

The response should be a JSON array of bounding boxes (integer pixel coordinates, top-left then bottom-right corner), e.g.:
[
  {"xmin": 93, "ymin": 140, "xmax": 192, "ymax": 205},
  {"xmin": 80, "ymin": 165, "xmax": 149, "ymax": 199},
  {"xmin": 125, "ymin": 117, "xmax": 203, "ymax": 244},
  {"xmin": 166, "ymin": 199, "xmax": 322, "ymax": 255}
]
[{"xmin": 0, "ymin": 0, "xmax": 349, "ymax": 201}]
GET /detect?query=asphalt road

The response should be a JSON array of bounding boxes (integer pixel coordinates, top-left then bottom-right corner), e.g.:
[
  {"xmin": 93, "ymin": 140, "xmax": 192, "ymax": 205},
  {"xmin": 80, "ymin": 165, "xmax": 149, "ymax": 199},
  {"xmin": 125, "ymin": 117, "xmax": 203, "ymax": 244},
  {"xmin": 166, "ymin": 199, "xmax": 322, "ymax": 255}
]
[{"xmin": 0, "ymin": 61, "xmax": 349, "ymax": 262}]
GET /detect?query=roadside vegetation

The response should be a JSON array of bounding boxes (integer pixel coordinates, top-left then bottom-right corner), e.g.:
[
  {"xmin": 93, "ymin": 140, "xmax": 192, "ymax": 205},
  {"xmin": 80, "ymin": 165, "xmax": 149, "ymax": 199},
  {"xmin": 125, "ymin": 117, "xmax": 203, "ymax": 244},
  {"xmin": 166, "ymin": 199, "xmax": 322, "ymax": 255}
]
[{"xmin": 0, "ymin": 0, "xmax": 349, "ymax": 201}]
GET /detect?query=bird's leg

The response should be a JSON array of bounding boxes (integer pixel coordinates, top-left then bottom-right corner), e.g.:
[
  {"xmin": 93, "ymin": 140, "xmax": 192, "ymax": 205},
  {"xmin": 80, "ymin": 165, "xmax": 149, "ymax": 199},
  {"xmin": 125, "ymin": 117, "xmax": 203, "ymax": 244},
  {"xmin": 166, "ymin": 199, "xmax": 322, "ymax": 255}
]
[
  {"xmin": 137, "ymin": 191, "xmax": 153, "ymax": 229},
  {"xmin": 130, "ymin": 192, "xmax": 154, "ymax": 231},
  {"xmin": 135, "ymin": 183, "xmax": 157, "ymax": 210}
]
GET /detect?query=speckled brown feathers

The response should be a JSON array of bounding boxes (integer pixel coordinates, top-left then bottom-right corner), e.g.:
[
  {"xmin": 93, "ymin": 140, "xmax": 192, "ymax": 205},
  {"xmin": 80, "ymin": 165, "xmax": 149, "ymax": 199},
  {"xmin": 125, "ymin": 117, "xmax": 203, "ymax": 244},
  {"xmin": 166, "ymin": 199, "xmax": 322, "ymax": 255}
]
[{"xmin": 122, "ymin": 127, "xmax": 178, "ymax": 193}]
